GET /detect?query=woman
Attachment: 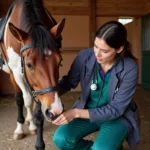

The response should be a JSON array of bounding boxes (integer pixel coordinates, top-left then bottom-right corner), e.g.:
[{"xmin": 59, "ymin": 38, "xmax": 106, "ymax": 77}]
[{"xmin": 52, "ymin": 21, "xmax": 140, "ymax": 150}]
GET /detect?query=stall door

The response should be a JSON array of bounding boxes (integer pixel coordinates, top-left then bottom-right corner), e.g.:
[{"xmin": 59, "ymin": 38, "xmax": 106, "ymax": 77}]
[{"xmin": 142, "ymin": 14, "xmax": 150, "ymax": 89}]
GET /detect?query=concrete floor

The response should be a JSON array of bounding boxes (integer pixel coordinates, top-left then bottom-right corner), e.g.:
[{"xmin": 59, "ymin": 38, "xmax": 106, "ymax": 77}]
[{"xmin": 0, "ymin": 87, "xmax": 150, "ymax": 150}]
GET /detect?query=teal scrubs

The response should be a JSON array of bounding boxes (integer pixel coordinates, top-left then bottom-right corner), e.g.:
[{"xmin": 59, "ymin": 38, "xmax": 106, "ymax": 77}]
[{"xmin": 52, "ymin": 64, "xmax": 128, "ymax": 150}]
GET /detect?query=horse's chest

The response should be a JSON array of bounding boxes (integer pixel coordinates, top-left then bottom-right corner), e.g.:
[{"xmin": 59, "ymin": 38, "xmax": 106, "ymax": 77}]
[
  {"xmin": 1, "ymin": 58, "xmax": 10, "ymax": 73},
  {"xmin": 2, "ymin": 46, "xmax": 22, "ymax": 74}
]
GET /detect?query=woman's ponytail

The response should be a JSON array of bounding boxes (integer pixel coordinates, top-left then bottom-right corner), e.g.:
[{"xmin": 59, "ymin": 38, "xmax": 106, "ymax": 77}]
[{"xmin": 123, "ymin": 41, "xmax": 138, "ymax": 63}]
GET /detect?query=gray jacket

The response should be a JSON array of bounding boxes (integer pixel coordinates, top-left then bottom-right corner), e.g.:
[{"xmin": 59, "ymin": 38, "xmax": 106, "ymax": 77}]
[{"xmin": 59, "ymin": 48, "xmax": 140, "ymax": 147}]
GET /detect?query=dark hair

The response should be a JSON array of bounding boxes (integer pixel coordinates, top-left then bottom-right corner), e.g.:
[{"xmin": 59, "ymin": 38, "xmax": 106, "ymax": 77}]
[{"xmin": 96, "ymin": 21, "xmax": 137, "ymax": 62}]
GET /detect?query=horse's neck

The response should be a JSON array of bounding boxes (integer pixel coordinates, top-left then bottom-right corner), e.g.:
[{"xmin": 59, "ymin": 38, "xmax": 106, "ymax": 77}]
[{"xmin": 3, "ymin": 4, "xmax": 22, "ymax": 57}]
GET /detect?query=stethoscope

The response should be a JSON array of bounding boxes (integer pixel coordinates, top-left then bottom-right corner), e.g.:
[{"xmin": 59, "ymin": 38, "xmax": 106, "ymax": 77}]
[
  {"xmin": 90, "ymin": 80, "xmax": 98, "ymax": 91},
  {"xmin": 90, "ymin": 64, "xmax": 98, "ymax": 91}
]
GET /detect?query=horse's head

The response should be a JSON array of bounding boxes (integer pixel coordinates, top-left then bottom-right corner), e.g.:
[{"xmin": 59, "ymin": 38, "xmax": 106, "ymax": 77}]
[{"xmin": 8, "ymin": 18, "xmax": 65, "ymax": 121}]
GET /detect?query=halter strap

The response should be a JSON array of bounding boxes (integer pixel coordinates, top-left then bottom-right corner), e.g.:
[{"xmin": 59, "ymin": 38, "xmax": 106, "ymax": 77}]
[
  {"xmin": 20, "ymin": 45, "xmax": 32, "ymax": 53},
  {"xmin": 33, "ymin": 86, "xmax": 58, "ymax": 97}
]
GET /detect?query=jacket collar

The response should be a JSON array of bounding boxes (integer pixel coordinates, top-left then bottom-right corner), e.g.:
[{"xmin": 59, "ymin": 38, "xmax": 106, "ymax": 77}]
[
  {"xmin": 114, "ymin": 57, "xmax": 124, "ymax": 74},
  {"xmin": 84, "ymin": 50, "xmax": 124, "ymax": 102},
  {"xmin": 85, "ymin": 49, "xmax": 96, "ymax": 76},
  {"xmin": 108, "ymin": 58, "xmax": 124, "ymax": 100}
]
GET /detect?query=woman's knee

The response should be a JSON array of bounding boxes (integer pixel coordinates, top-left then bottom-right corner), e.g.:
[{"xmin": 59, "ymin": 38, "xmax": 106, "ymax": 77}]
[
  {"xmin": 52, "ymin": 128, "xmax": 77, "ymax": 150},
  {"xmin": 92, "ymin": 143, "xmax": 119, "ymax": 150},
  {"xmin": 52, "ymin": 133, "xmax": 66, "ymax": 149}
]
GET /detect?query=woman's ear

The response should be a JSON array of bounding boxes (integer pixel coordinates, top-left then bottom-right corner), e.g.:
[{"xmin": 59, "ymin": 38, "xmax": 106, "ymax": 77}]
[{"xmin": 116, "ymin": 46, "xmax": 124, "ymax": 54}]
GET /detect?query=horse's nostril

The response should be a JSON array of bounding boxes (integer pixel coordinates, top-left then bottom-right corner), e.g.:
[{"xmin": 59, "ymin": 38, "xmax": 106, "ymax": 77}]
[{"xmin": 45, "ymin": 109, "xmax": 54, "ymax": 119}]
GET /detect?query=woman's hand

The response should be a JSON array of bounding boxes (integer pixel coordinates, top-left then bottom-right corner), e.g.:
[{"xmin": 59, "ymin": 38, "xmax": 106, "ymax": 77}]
[
  {"xmin": 52, "ymin": 109, "xmax": 90, "ymax": 126},
  {"xmin": 52, "ymin": 109, "xmax": 79, "ymax": 125}
]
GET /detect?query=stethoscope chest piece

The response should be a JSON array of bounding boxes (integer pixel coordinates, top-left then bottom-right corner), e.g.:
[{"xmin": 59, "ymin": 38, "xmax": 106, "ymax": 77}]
[{"xmin": 90, "ymin": 83, "xmax": 97, "ymax": 91}]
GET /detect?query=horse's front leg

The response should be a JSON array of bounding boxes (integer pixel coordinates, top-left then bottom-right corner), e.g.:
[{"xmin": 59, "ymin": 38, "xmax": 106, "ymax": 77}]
[
  {"xmin": 13, "ymin": 91, "xmax": 25, "ymax": 140},
  {"xmin": 10, "ymin": 72, "xmax": 25, "ymax": 140},
  {"xmin": 10, "ymin": 70, "xmax": 36, "ymax": 138},
  {"xmin": 33, "ymin": 101, "xmax": 45, "ymax": 150}
]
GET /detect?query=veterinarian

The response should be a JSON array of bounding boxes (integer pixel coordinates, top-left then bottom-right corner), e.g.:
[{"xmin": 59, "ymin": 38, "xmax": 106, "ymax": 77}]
[{"xmin": 52, "ymin": 21, "xmax": 140, "ymax": 150}]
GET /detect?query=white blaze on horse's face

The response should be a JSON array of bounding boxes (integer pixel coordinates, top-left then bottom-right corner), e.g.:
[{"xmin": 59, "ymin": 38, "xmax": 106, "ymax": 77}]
[
  {"xmin": 52, "ymin": 93, "xmax": 63, "ymax": 115},
  {"xmin": 44, "ymin": 49, "xmax": 52, "ymax": 56},
  {"xmin": 41, "ymin": 92, "xmax": 63, "ymax": 122}
]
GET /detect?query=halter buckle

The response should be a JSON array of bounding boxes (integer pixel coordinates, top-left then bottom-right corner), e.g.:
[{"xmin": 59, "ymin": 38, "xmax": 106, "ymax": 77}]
[{"xmin": 32, "ymin": 91, "xmax": 36, "ymax": 97}]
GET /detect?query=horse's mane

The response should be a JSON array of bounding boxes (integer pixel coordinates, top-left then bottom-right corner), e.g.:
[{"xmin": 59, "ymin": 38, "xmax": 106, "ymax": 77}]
[{"xmin": 16, "ymin": 0, "xmax": 59, "ymax": 59}]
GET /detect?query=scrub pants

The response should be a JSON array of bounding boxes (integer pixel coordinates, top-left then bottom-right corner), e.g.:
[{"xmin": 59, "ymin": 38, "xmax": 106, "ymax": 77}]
[{"xmin": 52, "ymin": 118, "xmax": 128, "ymax": 150}]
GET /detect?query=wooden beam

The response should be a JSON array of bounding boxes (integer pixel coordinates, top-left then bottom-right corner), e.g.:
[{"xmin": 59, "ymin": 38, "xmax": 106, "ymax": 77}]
[
  {"xmin": 44, "ymin": 1, "xmax": 89, "ymax": 7},
  {"xmin": 89, "ymin": 0, "xmax": 96, "ymax": 47},
  {"xmin": 44, "ymin": 0, "xmax": 88, "ymax": 2},
  {"xmin": 61, "ymin": 47, "xmax": 88, "ymax": 51},
  {"xmin": 96, "ymin": 0, "xmax": 149, "ymax": 4},
  {"xmin": 96, "ymin": 3, "xmax": 145, "ymax": 16},
  {"xmin": 47, "ymin": 6, "xmax": 90, "ymax": 15}
]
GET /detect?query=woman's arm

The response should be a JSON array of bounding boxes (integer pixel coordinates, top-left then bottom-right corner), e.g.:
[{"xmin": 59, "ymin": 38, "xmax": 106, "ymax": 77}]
[
  {"xmin": 52, "ymin": 109, "xmax": 90, "ymax": 125},
  {"xmin": 58, "ymin": 50, "xmax": 85, "ymax": 96}
]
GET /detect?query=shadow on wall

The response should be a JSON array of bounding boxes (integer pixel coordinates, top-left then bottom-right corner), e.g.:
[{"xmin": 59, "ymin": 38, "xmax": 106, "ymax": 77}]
[{"xmin": 0, "ymin": 71, "xmax": 14, "ymax": 95}]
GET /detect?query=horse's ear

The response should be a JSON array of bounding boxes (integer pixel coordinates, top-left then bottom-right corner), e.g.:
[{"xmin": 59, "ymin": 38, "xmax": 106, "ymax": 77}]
[
  {"xmin": 50, "ymin": 18, "xmax": 65, "ymax": 38},
  {"xmin": 8, "ymin": 22, "xmax": 28, "ymax": 42}
]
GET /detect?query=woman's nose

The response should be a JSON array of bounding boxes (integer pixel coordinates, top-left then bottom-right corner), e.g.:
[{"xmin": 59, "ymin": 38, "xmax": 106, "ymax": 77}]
[{"xmin": 97, "ymin": 49, "xmax": 102, "ymax": 57}]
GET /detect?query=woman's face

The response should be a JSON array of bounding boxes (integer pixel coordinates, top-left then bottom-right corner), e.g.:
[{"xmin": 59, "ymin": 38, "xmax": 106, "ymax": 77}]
[{"xmin": 94, "ymin": 37, "xmax": 121, "ymax": 65}]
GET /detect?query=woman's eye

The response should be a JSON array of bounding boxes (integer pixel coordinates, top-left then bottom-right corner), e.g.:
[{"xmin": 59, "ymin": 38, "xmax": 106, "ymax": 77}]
[
  {"xmin": 26, "ymin": 63, "xmax": 34, "ymax": 70},
  {"xmin": 103, "ymin": 51, "xmax": 108, "ymax": 53}
]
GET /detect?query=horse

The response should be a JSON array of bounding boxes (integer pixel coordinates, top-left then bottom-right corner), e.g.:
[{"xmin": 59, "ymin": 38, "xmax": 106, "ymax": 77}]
[{"xmin": 0, "ymin": 0, "xmax": 65, "ymax": 149}]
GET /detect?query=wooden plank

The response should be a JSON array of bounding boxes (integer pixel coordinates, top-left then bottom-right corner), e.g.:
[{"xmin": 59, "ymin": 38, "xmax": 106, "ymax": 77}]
[
  {"xmin": 96, "ymin": 10, "xmax": 145, "ymax": 17},
  {"xmin": 145, "ymin": 1, "xmax": 150, "ymax": 14},
  {"xmin": 96, "ymin": 3, "xmax": 145, "ymax": 8},
  {"xmin": 96, "ymin": 0, "xmax": 149, "ymax": 4},
  {"xmin": 61, "ymin": 47, "xmax": 87, "ymax": 51},
  {"xmin": 44, "ymin": 0, "xmax": 88, "ymax": 2},
  {"xmin": 96, "ymin": 3, "xmax": 145, "ymax": 16},
  {"xmin": 89, "ymin": 0, "xmax": 96, "ymax": 46},
  {"xmin": 47, "ymin": 6, "xmax": 90, "ymax": 15},
  {"xmin": 44, "ymin": 1, "xmax": 89, "ymax": 7}
]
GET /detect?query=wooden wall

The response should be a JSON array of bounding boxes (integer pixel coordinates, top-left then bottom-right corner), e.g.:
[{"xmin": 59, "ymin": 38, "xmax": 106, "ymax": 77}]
[
  {"xmin": 42, "ymin": 0, "xmax": 149, "ymax": 16},
  {"xmin": 0, "ymin": 0, "xmax": 149, "ymax": 93},
  {"xmin": 0, "ymin": 0, "xmax": 13, "ymax": 17},
  {"xmin": 146, "ymin": 1, "xmax": 150, "ymax": 15},
  {"xmin": 96, "ymin": 0, "xmax": 145, "ymax": 16},
  {"xmin": 0, "ymin": 0, "xmax": 149, "ymax": 17},
  {"xmin": 125, "ymin": 18, "xmax": 142, "ymax": 84},
  {"xmin": 44, "ymin": 0, "xmax": 89, "ymax": 16}
]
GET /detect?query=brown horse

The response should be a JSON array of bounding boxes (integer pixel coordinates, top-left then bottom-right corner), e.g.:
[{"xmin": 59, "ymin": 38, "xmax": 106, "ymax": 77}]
[{"xmin": 0, "ymin": 0, "xmax": 65, "ymax": 149}]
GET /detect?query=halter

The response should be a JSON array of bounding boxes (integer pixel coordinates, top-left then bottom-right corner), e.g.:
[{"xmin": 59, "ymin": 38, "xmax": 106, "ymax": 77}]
[{"xmin": 20, "ymin": 45, "xmax": 58, "ymax": 102}]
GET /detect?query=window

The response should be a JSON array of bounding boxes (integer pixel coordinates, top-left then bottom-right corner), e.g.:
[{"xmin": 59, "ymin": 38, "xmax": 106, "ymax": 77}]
[{"xmin": 118, "ymin": 17, "xmax": 134, "ymax": 25}]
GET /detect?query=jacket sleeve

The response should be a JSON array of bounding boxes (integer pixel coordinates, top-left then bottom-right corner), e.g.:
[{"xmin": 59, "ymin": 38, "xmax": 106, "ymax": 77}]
[
  {"xmin": 58, "ymin": 51, "xmax": 83, "ymax": 95},
  {"xmin": 88, "ymin": 65, "xmax": 139, "ymax": 122}
]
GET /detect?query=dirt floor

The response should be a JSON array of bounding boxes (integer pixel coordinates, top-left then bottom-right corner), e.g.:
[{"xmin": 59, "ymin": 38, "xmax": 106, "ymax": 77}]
[{"xmin": 0, "ymin": 87, "xmax": 150, "ymax": 150}]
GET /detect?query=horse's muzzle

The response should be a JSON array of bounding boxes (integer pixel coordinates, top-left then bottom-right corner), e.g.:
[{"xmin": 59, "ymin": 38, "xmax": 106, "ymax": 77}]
[{"xmin": 45, "ymin": 109, "xmax": 62, "ymax": 121}]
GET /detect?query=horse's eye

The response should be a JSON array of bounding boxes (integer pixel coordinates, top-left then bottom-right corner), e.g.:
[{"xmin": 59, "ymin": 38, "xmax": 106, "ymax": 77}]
[{"xmin": 26, "ymin": 63, "xmax": 34, "ymax": 70}]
